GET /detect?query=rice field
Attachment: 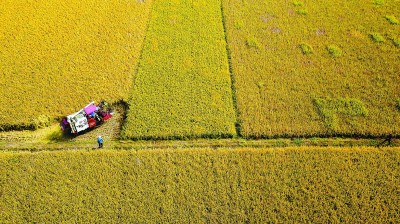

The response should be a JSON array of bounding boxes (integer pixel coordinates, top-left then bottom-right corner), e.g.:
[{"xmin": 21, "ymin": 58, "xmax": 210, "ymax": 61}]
[
  {"xmin": 121, "ymin": 0, "xmax": 237, "ymax": 139},
  {"xmin": 1, "ymin": 147, "xmax": 399, "ymax": 223},
  {"xmin": 0, "ymin": 0, "xmax": 153, "ymax": 130},
  {"xmin": 1, "ymin": 1, "xmax": 399, "ymax": 222},
  {"xmin": 1, "ymin": 0, "xmax": 399, "ymax": 139},
  {"xmin": 222, "ymin": 0, "xmax": 400, "ymax": 137}
]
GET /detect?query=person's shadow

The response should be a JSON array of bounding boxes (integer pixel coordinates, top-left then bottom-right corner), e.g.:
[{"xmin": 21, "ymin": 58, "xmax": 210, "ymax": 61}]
[{"xmin": 376, "ymin": 134, "xmax": 393, "ymax": 148}]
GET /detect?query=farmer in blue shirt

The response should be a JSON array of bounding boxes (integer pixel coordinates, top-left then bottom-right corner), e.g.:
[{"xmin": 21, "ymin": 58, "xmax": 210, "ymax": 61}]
[{"xmin": 97, "ymin": 136, "xmax": 104, "ymax": 148}]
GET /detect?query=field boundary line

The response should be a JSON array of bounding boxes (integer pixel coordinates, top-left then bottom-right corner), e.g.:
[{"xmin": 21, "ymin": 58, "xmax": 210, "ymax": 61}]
[
  {"xmin": 220, "ymin": 0, "xmax": 241, "ymax": 137},
  {"xmin": 119, "ymin": 0, "xmax": 155, "ymax": 132},
  {"xmin": 125, "ymin": 0, "xmax": 155, "ymax": 103},
  {"xmin": 1, "ymin": 137, "xmax": 398, "ymax": 153}
]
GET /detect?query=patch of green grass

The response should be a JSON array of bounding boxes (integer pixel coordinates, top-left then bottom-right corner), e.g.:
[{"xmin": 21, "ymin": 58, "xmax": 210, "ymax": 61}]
[
  {"xmin": 234, "ymin": 20, "xmax": 244, "ymax": 30},
  {"xmin": 385, "ymin": 15, "xmax": 399, "ymax": 25},
  {"xmin": 393, "ymin": 38, "xmax": 400, "ymax": 47},
  {"xmin": 369, "ymin": 33, "xmax": 385, "ymax": 43},
  {"xmin": 246, "ymin": 37, "xmax": 261, "ymax": 49},
  {"xmin": 314, "ymin": 98, "xmax": 368, "ymax": 131},
  {"xmin": 300, "ymin": 43, "xmax": 313, "ymax": 54},
  {"xmin": 256, "ymin": 81, "xmax": 266, "ymax": 88},
  {"xmin": 327, "ymin": 45, "xmax": 343, "ymax": 57},
  {"xmin": 293, "ymin": 1, "xmax": 304, "ymax": 7},
  {"xmin": 373, "ymin": 0, "xmax": 385, "ymax": 6},
  {"xmin": 297, "ymin": 9, "xmax": 308, "ymax": 15},
  {"xmin": 293, "ymin": 138, "xmax": 303, "ymax": 146},
  {"xmin": 272, "ymin": 139, "xmax": 289, "ymax": 147}
]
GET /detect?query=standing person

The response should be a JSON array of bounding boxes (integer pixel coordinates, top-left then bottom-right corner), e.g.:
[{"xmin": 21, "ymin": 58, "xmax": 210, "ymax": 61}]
[{"xmin": 97, "ymin": 136, "xmax": 104, "ymax": 148}]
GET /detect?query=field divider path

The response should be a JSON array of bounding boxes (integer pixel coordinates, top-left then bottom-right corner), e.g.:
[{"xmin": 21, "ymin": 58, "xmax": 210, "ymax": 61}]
[
  {"xmin": 219, "ymin": 0, "xmax": 241, "ymax": 137},
  {"xmin": 1, "ymin": 137, "xmax": 398, "ymax": 152}
]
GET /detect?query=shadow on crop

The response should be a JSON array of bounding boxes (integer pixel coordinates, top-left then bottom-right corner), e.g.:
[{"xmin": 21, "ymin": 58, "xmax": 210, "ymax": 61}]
[{"xmin": 45, "ymin": 127, "xmax": 76, "ymax": 142}]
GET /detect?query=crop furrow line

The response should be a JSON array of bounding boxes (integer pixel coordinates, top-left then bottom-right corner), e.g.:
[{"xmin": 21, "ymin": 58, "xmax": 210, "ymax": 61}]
[{"xmin": 220, "ymin": 0, "xmax": 241, "ymax": 137}]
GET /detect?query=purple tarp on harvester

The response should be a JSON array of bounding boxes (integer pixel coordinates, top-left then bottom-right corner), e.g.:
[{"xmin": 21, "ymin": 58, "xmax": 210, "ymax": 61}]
[{"xmin": 84, "ymin": 105, "xmax": 97, "ymax": 115}]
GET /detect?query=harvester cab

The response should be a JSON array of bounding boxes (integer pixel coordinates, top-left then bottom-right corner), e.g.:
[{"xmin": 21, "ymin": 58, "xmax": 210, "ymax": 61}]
[{"xmin": 60, "ymin": 101, "xmax": 113, "ymax": 135}]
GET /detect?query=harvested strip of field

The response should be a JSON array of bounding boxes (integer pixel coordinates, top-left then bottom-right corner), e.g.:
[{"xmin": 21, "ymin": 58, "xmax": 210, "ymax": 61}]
[
  {"xmin": 1, "ymin": 147, "xmax": 399, "ymax": 222},
  {"xmin": 121, "ymin": 0, "xmax": 236, "ymax": 139},
  {"xmin": 0, "ymin": 0, "xmax": 153, "ymax": 130},
  {"xmin": 222, "ymin": 0, "xmax": 400, "ymax": 137}
]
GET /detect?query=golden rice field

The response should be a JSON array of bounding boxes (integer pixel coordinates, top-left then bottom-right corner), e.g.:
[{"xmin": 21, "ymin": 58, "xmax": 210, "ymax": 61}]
[
  {"xmin": 1, "ymin": 0, "xmax": 400, "ymax": 139},
  {"xmin": 1, "ymin": 1, "xmax": 399, "ymax": 222},
  {"xmin": 222, "ymin": 0, "xmax": 400, "ymax": 137},
  {"xmin": 1, "ymin": 147, "xmax": 399, "ymax": 223},
  {"xmin": 121, "ymin": 0, "xmax": 237, "ymax": 139},
  {"xmin": 0, "ymin": 0, "xmax": 153, "ymax": 130}
]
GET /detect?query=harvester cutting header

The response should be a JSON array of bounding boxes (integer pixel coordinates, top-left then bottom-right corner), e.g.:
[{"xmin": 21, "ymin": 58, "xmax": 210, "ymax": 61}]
[{"xmin": 60, "ymin": 101, "xmax": 113, "ymax": 135}]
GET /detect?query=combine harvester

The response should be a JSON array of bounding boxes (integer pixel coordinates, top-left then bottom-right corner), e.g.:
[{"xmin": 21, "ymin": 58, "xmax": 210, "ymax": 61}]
[{"xmin": 60, "ymin": 101, "xmax": 113, "ymax": 135}]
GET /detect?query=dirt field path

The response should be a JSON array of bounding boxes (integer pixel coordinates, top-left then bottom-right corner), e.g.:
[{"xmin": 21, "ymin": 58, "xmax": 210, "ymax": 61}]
[{"xmin": 0, "ymin": 106, "xmax": 398, "ymax": 152}]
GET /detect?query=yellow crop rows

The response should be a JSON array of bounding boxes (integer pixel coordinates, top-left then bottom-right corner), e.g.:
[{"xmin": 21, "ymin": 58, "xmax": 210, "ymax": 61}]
[
  {"xmin": 121, "ymin": 0, "xmax": 236, "ymax": 139},
  {"xmin": 1, "ymin": 147, "xmax": 399, "ymax": 222},
  {"xmin": 0, "ymin": 0, "xmax": 153, "ymax": 130},
  {"xmin": 222, "ymin": 0, "xmax": 400, "ymax": 137},
  {"xmin": 1, "ymin": 0, "xmax": 399, "ymax": 139}
]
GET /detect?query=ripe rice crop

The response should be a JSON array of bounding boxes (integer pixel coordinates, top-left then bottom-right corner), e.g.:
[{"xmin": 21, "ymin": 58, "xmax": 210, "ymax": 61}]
[
  {"xmin": 121, "ymin": 0, "xmax": 236, "ymax": 139},
  {"xmin": 0, "ymin": 0, "xmax": 153, "ymax": 130},
  {"xmin": 1, "ymin": 147, "xmax": 399, "ymax": 222},
  {"xmin": 222, "ymin": 0, "xmax": 400, "ymax": 137}
]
